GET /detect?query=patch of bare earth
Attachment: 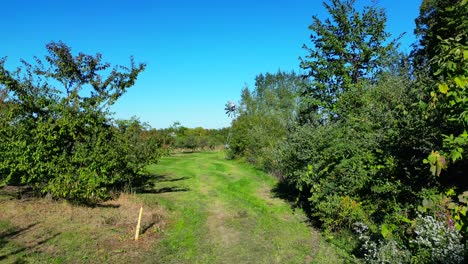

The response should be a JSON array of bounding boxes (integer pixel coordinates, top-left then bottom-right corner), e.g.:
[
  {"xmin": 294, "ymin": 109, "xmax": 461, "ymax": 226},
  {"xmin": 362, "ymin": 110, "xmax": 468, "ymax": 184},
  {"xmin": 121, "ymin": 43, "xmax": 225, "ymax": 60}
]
[{"xmin": 0, "ymin": 191, "xmax": 167, "ymax": 262}]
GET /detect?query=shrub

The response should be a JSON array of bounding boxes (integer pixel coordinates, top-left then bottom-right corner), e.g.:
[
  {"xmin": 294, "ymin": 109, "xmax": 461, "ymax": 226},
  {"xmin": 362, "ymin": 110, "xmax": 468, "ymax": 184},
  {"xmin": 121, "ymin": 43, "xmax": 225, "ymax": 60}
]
[
  {"xmin": 355, "ymin": 222, "xmax": 407, "ymax": 263},
  {"xmin": 0, "ymin": 42, "xmax": 159, "ymax": 204},
  {"xmin": 410, "ymin": 214, "xmax": 465, "ymax": 264}
]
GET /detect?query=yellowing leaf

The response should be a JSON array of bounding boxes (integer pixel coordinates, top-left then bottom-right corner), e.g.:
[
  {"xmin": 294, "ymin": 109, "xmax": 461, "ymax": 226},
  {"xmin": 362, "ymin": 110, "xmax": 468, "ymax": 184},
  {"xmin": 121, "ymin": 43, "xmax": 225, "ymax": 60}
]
[
  {"xmin": 454, "ymin": 77, "xmax": 465, "ymax": 88},
  {"xmin": 438, "ymin": 83, "xmax": 449, "ymax": 94}
]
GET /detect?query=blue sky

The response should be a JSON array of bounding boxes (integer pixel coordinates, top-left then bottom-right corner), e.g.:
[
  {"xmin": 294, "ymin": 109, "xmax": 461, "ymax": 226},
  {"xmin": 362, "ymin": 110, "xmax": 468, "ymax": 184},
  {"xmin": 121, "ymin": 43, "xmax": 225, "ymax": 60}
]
[{"xmin": 2, "ymin": 0, "xmax": 421, "ymax": 128}]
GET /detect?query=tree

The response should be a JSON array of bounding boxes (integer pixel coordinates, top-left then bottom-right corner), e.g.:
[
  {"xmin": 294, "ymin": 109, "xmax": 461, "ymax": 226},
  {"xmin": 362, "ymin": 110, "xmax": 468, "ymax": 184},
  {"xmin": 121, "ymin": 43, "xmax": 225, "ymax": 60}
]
[
  {"xmin": 413, "ymin": 0, "xmax": 468, "ymax": 175},
  {"xmin": 412, "ymin": 0, "xmax": 468, "ymax": 72},
  {"xmin": 299, "ymin": 0, "xmax": 398, "ymax": 123},
  {"xmin": 228, "ymin": 71, "xmax": 302, "ymax": 170},
  {"xmin": 0, "ymin": 42, "xmax": 156, "ymax": 203}
]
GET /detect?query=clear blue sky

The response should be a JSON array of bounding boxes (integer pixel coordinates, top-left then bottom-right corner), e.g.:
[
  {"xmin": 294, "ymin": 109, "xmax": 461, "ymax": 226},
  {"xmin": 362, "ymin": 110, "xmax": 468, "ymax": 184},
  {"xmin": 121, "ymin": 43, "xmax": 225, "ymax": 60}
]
[{"xmin": 1, "ymin": 0, "xmax": 421, "ymax": 129}]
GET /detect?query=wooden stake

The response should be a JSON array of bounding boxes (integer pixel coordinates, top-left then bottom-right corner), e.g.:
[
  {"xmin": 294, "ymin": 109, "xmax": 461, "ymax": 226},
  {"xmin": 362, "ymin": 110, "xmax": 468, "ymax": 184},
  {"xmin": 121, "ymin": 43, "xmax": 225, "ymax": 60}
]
[{"xmin": 135, "ymin": 206, "xmax": 143, "ymax": 241}]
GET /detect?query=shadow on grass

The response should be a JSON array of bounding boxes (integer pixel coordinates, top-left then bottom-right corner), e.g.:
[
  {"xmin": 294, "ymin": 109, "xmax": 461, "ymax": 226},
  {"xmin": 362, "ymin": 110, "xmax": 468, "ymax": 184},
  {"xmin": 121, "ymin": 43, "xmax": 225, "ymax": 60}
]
[
  {"xmin": 0, "ymin": 223, "xmax": 60, "ymax": 261},
  {"xmin": 141, "ymin": 222, "xmax": 156, "ymax": 235},
  {"xmin": 0, "ymin": 186, "xmax": 37, "ymax": 200},
  {"xmin": 152, "ymin": 174, "xmax": 191, "ymax": 183},
  {"xmin": 94, "ymin": 203, "xmax": 121, "ymax": 209},
  {"xmin": 139, "ymin": 186, "xmax": 190, "ymax": 194},
  {"xmin": 0, "ymin": 223, "xmax": 37, "ymax": 247},
  {"xmin": 133, "ymin": 174, "xmax": 191, "ymax": 194},
  {"xmin": 271, "ymin": 180, "xmax": 299, "ymax": 203},
  {"xmin": 271, "ymin": 180, "xmax": 316, "ymax": 224}
]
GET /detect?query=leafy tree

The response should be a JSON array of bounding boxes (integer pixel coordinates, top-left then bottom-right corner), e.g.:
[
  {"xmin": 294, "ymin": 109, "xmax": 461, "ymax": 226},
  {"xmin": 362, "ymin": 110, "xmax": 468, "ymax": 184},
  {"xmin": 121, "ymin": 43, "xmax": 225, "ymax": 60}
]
[
  {"xmin": 299, "ymin": 0, "xmax": 398, "ymax": 123},
  {"xmin": 229, "ymin": 71, "xmax": 303, "ymax": 171},
  {"xmin": 114, "ymin": 117, "xmax": 162, "ymax": 189},
  {"xmin": 415, "ymin": 0, "xmax": 468, "ymax": 175},
  {"xmin": 412, "ymin": 0, "xmax": 467, "ymax": 72},
  {"xmin": 277, "ymin": 70, "xmax": 433, "ymax": 228},
  {"xmin": 0, "ymin": 42, "xmax": 157, "ymax": 203},
  {"xmin": 277, "ymin": 0, "xmax": 447, "ymax": 250}
]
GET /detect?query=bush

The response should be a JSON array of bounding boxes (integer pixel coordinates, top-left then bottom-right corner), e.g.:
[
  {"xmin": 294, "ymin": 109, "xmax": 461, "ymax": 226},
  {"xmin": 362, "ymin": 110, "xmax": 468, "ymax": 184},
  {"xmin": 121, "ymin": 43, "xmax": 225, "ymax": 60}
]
[
  {"xmin": 353, "ymin": 212, "xmax": 466, "ymax": 264},
  {"xmin": 0, "ymin": 42, "xmax": 159, "ymax": 204},
  {"xmin": 354, "ymin": 222, "xmax": 411, "ymax": 264},
  {"xmin": 410, "ymin": 214, "xmax": 465, "ymax": 263}
]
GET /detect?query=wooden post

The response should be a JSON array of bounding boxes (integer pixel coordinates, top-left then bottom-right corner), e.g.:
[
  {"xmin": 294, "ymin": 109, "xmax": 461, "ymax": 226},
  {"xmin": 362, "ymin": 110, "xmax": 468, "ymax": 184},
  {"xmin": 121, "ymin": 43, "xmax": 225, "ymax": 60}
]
[{"xmin": 135, "ymin": 206, "xmax": 143, "ymax": 241}]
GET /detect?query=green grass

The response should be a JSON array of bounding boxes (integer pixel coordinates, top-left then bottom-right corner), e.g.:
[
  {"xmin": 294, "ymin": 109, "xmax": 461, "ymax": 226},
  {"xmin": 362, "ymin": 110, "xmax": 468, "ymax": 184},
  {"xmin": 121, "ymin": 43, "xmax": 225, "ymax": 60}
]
[
  {"xmin": 141, "ymin": 151, "xmax": 345, "ymax": 264},
  {"xmin": 0, "ymin": 151, "xmax": 347, "ymax": 263}
]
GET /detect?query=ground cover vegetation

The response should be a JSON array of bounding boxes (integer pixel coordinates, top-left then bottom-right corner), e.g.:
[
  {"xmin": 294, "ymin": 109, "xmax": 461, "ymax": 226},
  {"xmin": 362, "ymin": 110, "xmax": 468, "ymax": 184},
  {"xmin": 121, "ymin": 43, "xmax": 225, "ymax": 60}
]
[
  {"xmin": 0, "ymin": 152, "xmax": 345, "ymax": 263},
  {"xmin": 141, "ymin": 152, "xmax": 345, "ymax": 264},
  {"xmin": 227, "ymin": 0, "xmax": 468, "ymax": 262}
]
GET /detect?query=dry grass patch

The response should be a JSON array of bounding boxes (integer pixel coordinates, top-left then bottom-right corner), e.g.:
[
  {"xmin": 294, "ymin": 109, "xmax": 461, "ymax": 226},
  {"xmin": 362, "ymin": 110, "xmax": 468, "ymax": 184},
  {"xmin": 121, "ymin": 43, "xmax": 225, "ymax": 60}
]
[
  {"xmin": 0, "ymin": 191, "xmax": 167, "ymax": 263},
  {"xmin": 206, "ymin": 201, "xmax": 240, "ymax": 247}
]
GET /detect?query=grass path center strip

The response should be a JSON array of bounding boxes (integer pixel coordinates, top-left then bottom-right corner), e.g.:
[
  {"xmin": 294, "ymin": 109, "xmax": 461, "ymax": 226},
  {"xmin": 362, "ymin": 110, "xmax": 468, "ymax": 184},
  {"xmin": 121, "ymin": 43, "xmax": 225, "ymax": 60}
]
[{"xmin": 142, "ymin": 151, "xmax": 344, "ymax": 264}]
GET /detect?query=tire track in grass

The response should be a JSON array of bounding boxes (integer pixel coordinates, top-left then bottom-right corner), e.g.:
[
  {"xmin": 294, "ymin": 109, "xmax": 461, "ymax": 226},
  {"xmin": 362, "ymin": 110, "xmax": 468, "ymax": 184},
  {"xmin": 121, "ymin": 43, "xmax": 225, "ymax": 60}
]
[{"xmin": 142, "ymin": 151, "xmax": 344, "ymax": 264}]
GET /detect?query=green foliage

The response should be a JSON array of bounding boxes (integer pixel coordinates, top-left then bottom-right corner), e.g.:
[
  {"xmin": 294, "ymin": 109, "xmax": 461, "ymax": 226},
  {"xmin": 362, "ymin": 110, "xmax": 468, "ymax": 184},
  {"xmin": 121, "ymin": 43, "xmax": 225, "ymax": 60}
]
[
  {"xmin": 415, "ymin": 0, "xmax": 468, "ymax": 173},
  {"xmin": 114, "ymin": 118, "xmax": 163, "ymax": 188},
  {"xmin": 276, "ymin": 71, "xmax": 438, "ymax": 232},
  {"xmin": 410, "ymin": 214, "xmax": 464, "ymax": 263},
  {"xmin": 413, "ymin": 0, "xmax": 468, "ymax": 72},
  {"xmin": 228, "ymin": 71, "xmax": 302, "ymax": 171},
  {"xmin": 167, "ymin": 124, "xmax": 227, "ymax": 152},
  {"xmin": 418, "ymin": 188, "xmax": 468, "ymax": 236},
  {"xmin": 299, "ymin": 0, "xmax": 398, "ymax": 122},
  {"xmin": 226, "ymin": 0, "xmax": 467, "ymax": 261},
  {"xmin": 315, "ymin": 195, "xmax": 370, "ymax": 233},
  {"xmin": 0, "ymin": 42, "xmax": 158, "ymax": 203}
]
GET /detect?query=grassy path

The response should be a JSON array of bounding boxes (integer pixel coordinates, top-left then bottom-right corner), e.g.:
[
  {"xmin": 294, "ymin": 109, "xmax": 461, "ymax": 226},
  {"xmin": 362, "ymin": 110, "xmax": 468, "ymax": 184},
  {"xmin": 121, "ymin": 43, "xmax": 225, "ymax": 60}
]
[
  {"xmin": 0, "ymin": 151, "xmax": 345, "ymax": 263},
  {"xmin": 141, "ymin": 151, "xmax": 343, "ymax": 264}
]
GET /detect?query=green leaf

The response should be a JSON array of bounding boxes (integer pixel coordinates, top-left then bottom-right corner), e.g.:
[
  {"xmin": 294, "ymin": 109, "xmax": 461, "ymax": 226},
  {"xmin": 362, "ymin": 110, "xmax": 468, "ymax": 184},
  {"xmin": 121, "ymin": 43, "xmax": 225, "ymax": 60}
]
[
  {"xmin": 447, "ymin": 61, "xmax": 456, "ymax": 71},
  {"xmin": 422, "ymin": 199, "xmax": 433, "ymax": 208},
  {"xmin": 417, "ymin": 205, "xmax": 427, "ymax": 213},
  {"xmin": 381, "ymin": 223, "xmax": 395, "ymax": 239},
  {"xmin": 454, "ymin": 77, "xmax": 465, "ymax": 88},
  {"xmin": 446, "ymin": 188, "xmax": 456, "ymax": 196},
  {"xmin": 451, "ymin": 149, "xmax": 463, "ymax": 162},
  {"xmin": 438, "ymin": 83, "xmax": 449, "ymax": 94},
  {"xmin": 399, "ymin": 216, "xmax": 413, "ymax": 224},
  {"xmin": 448, "ymin": 202, "xmax": 458, "ymax": 210},
  {"xmin": 430, "ymin": 164, "xmax": 437, "ymax": 176}
]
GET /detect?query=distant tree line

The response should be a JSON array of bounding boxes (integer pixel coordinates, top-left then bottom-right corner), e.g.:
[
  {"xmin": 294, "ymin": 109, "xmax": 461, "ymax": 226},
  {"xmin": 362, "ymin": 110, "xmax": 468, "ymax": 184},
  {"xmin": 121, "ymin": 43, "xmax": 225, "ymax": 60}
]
[{"xmin": 152, "ymin": 122, "xmax": 228, "ymax": 152}]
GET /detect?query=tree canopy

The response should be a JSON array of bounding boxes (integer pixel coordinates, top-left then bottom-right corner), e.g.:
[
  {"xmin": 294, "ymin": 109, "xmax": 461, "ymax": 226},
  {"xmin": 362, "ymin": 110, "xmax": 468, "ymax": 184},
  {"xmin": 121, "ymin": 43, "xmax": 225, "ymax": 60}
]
[
  {"xmin": 299, "ymin": 0, "xmax": 398, "ymax": 123},
  {"xmin": 0, "ymin": 42, "xmax": 159, "ymax": 203}
]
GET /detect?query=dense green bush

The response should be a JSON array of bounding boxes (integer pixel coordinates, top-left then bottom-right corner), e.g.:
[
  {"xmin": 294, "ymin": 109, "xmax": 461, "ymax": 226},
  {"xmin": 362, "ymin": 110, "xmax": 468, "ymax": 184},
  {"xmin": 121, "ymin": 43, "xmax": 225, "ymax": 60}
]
[
  {"xmin": 0, "ymin": 42, "xmax": 160, "ymax": 203},
  {"xmin": 276, "ymin": 73, "xmax": 436, "ymax": 231},
  {"xmin": 227, "ymin": 1, "xmax": 467, "ymax": 261}
]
